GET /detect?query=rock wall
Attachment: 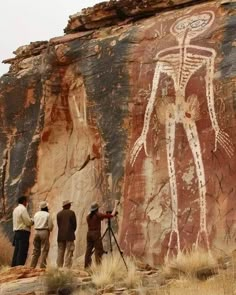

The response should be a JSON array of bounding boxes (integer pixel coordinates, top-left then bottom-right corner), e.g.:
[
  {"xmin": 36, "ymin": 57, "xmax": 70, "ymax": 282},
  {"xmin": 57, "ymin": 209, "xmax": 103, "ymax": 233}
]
[{"xmin": 0, "ymin": 0, "xmax": 236, "ymax": 266}]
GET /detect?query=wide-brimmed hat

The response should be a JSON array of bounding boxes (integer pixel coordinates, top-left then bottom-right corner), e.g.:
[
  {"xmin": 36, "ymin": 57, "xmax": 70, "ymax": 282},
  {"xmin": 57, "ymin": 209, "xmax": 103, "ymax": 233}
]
[
  {"xmin": 40, "ymin": 201, "xmax": 48, "ymax": 209},
  {"xmin": 90, "ymin": 202, "xmax": 99, "ymax": 212},
  {"xmin": 62, "ymin": 200, "xmax": 72, "ymax": 207}
]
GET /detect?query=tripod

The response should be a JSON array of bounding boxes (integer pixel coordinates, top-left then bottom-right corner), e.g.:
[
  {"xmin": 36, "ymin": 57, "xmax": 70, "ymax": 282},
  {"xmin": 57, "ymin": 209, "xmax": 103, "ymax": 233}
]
[{"xmin": 101, "ymin": 217, "xmax": 128, "ymax": 271}]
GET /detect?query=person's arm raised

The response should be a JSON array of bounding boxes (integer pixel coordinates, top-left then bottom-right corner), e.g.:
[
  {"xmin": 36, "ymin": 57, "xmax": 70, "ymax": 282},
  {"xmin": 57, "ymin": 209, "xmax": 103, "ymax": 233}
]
[{"xmin": 111, "ymin": 200, "xmax": 119, "ymax": 217}]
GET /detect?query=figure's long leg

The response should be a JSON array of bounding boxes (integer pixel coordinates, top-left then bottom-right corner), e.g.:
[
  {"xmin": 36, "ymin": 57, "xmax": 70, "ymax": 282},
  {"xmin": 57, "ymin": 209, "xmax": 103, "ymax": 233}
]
[
  {"xmin": 166, "ymin": 117, "xmax": 180, "ymax": 257},
  {"xmin": 183, "ymin": 121, "xmax": 210, "ymax": 250}
]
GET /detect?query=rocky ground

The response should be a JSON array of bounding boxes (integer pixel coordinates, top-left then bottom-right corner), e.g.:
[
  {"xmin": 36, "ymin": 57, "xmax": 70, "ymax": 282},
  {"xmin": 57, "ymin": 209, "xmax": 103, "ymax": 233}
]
[
  {"xmin": 0, "ymin": 256, "xmax": 235, "ymax": 295},
  {"xmin": 0, "ymin": 263, "xmax": 164, "ymax": 295}
]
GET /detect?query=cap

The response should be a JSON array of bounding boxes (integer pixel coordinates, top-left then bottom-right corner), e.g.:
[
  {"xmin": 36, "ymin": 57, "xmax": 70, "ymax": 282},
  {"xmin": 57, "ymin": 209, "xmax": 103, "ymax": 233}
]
[
  {"xmin": 62, "ymin": 200, "xmax": 72, "ymax": 207},
  {"xmin": 90, "ymin": 202, "xmax": 99, "ymax": 212},
  {"xmin": 40, "ymin": 201, "xmax": 48, "ymax": 209}
]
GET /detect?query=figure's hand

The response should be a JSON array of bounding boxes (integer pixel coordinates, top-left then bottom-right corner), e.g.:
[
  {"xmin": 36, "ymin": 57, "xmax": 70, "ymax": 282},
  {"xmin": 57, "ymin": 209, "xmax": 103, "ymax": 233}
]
[
  {"xmin": 130, "ymin": 135, "xmax": 148, "ymax": 166},
  {"xmin": 214, "ymin": 129, "xmax": 234, "ymax": 158}
]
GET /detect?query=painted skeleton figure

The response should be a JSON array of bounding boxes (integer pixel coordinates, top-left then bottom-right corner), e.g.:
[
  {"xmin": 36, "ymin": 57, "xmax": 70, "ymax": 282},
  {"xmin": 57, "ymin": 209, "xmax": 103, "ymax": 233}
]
[{"xmin": 131, "ymin": 11, "xmax": 234, "ymax": 256}]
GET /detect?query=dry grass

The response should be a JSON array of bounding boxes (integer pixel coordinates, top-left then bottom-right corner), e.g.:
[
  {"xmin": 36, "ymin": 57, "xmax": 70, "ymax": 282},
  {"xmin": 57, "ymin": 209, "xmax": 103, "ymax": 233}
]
[
  {"xmin": 0, "ymin": 265, "xmax": 10, "ymax": 273},
  {"xmin": 124, "ymin": 257, "xmax": 141, "ymax": 288},
  {"xmin": 44, "ymin": 267, "xmax": 76, "ymax": 294},
  {"xmin": 156, "ymin": 271, "xmax": 236, "ymax": 295},
  {"xmin": 163, "ymin": 248, "xmax": 217, "ymax": 279},
  {"xmin": 90, "ymin": 252, "xmax": 141, "ymax": 288},
  {"xmin": 73, "ymin": 288, "xmax": 96, "ymax": 295},
  {"xmin": 0, "ymin": 230, "xmax": 13, "ymax": 266},
  {"xmin": 152, "ymin": 248, "xmax": 236, "ymax": 295},
  {"xmin": 125, "ymin": 270, "xmax": 236, "ymax": 295}
]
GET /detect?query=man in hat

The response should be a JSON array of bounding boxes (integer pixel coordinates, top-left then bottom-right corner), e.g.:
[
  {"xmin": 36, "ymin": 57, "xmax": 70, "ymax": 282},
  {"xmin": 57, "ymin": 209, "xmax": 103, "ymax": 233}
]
[
  {"xmin": 84, "ymin": 200, "xmax": 119, "ymax": 268},
  {"xmin": 30, "ymin": 201, "xmax": 54, "ymax": 268},
  {"xmin": 56, "ymin": 200, "xmax": 77, "ymax": 268},
  {"xmin": 11, "ymin": 196, "xmax": 34, "ymax": 266}
]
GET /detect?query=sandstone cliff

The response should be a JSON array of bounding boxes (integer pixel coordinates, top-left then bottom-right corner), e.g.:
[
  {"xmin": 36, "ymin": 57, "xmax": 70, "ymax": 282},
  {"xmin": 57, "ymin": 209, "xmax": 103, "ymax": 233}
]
[{"xmin": 0, "ymin": 0, "xmax": 236, "ymax": 265}]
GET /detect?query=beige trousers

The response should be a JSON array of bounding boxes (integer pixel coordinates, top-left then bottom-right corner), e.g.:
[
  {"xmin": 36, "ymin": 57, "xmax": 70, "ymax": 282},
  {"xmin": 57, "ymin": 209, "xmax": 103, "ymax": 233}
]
[
  {"xmin": 30, "ymin": 230, "xmax": 50, "ymax": 268},
  {"xmin": 57, "ymin": 241, "xmax": 75, "ymax": 268}
]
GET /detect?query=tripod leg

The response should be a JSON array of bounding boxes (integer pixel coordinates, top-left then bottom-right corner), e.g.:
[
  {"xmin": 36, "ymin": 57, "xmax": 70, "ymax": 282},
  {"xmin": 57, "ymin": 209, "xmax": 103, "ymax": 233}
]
[
  {"xmin": 108, "ymin": 227, "xmax": 113, "ymax": 253},
  {"xmin": 110, "ymin": 227, "xmax": 128, "ymax": 271},
  {"xmin": 101, "ymin": 227, "xmax": 109, "ymax": 241},
  {"xmin": 91, "ymin": 228, "xmax": 109, "ymax": 255}
]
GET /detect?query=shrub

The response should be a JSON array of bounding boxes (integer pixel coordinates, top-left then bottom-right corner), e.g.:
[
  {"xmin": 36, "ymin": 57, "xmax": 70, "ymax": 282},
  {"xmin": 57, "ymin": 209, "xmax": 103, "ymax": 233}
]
[
  {"xmin": 163, "ymin": 272, "xmax": 235, "ymax": 295},
  {"xmin": 44, "ymin": 267, "xmax": 76, "ymax": 294},
  {"xmin": 91, "ymin": 252, "xmax": 141, "ymax": 288},
  {"xmin": 163, "ymin": 248, "xmax": 217, "ymax": 279},
  {"xmin": 0, "ymin": 230, "xmax": 13, "ymax": 266}
]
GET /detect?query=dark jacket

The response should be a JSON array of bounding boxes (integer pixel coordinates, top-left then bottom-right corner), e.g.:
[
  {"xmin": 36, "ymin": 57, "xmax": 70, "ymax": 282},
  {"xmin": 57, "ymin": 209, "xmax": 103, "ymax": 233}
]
[
  {"xmin": 57, "ymin": 209, "xmax": 77, "ymax": 242},
  {"xmin": 87, "ymin": 212, "xmax": 112, "ymax": 232}
]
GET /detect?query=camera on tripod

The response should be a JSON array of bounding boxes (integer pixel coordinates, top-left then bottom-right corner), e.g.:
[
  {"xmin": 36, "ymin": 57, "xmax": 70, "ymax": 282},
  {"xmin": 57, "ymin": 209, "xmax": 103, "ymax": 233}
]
[{"xmin": 101, "ymin": 207, "xmax": 127, "ymax": 270}]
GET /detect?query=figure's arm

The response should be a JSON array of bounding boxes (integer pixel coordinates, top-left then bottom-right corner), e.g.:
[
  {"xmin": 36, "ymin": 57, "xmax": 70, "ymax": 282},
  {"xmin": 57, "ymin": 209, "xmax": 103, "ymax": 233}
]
[
  {"xmin": 205, "ymin": 55, "xmax": 219, "ymax": 132},
  {"xmin": 98, "ymin": 212, "xmax": 113, "ymax": 219},
  {"xmin": 98, "ymin": 201, "xmax": 120, "ymax": 220},
  {"xmin": 21, "ymin": 208, "xmax": 33, "ymax": 227},
  {"xmin": 141, "ymin": 62, "xmax": 163, "ymax": 141},
  {"xmin": 70, "ymin": 211, "xmax": 77, "ymax": 231},
  {"xmin": 111, "ymin": 200, "xmax": 119, "ymax": 217},
  {"xmin": 130, "ymin": 61, "xmax": 163, "ymax": 164},
  {"xmin": 206, "ymin": 55, "xmax": 234, "ymax": 157}
]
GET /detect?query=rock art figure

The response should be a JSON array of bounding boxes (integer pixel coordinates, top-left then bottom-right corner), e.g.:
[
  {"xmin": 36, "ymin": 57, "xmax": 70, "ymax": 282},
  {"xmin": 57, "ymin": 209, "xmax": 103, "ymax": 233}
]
[{"xmin": 130, "ymin": 11, "xmax": 234, "ymax": 257}]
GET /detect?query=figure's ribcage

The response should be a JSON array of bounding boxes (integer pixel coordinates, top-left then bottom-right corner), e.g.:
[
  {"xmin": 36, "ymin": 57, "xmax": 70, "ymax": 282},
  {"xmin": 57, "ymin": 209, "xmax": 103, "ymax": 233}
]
[{"xmin": 160, "ymin": 53, "xmax": 207, "ymax": 90}]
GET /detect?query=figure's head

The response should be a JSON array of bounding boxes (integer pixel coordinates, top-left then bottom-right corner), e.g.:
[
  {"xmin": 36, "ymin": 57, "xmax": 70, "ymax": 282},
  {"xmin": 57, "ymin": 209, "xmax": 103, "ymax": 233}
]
[
  {"xmin": 18, "ymin": 196, "xmax": 28, "ymax": 207},
  {"xmin": 62, "ymin": 200, "xmax": 72, "ymax": 209},
  {"xmin": 170, "ymin": 11, "xmax": 215, "ymax": 41},
  {"xmin": 40, "ymin": 201, "xmax": 49, "ymax": 212},
  {"xmin": 90, "ymin": 202, "xmax": 99, "ymax": 213}
]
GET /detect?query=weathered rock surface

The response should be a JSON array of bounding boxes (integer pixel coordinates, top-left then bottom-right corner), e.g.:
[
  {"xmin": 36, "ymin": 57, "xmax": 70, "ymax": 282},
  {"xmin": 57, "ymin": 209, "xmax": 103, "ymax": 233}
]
[
  {"xmin": 64, "ymin": 0, "xmax": 215, "ymax": 33},
  {"xmin": 0, "ymin": 0, "xmax": 236, "ymax": 266},
  {"xmin": 0, "ymin": 267, "xmax": 45, "ymax": 295},
  {"xmin": 0, "ymin": 266, "xmax": 93, "ymax": 294}
]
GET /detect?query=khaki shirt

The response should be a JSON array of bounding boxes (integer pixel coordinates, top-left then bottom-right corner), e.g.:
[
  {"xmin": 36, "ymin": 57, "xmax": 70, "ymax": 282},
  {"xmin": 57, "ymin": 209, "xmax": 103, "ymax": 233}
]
[
  {"xmin": 13, "ymin": 204, "xmax": 33, "ymax": 232},
  {"xmin": 33, "ymin": 211, "xmax": 53, "ymax": 231}
]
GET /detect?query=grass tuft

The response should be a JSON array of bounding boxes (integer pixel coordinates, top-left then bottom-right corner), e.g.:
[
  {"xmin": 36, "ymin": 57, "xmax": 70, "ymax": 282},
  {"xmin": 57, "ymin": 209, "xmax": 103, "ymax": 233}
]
[
  {"xmin": 124, "ymin": 257, "xmax": 141, "ymax": 288},
  {"xmin": 163, "ymin": 248, "xmax": 217, "ymax": 279},
  {"xmin": 44, "ymin": 267, "xmax": 76, "ymax": 294},
  {"xmin": 0, "ymin": 230, "xmax": 13, "ymax": 266},
  {"xmin": 160, "ymin": 271, "xmax": 236, "ymax": 295},
  {"xmin": 91, "ymin": 252, "xmax": 141, "ymax": 288}
]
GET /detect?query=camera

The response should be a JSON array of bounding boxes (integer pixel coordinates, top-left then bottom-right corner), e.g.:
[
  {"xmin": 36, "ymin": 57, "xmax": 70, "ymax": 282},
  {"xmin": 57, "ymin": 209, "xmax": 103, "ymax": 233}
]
[{"xmin": 106, "ymin": 210, "xmax": 118, "ymax": 216}]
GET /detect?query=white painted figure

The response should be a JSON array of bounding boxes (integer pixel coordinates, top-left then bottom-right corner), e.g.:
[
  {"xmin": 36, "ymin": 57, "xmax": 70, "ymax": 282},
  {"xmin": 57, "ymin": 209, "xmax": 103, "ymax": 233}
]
[{"xmin": 130, "ymin": 11, "xmax": 234, "ymax": 257}]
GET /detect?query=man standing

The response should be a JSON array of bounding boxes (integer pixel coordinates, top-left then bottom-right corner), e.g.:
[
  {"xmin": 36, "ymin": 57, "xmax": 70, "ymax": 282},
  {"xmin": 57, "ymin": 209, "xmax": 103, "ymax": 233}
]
[
  {"xmin": 84, "ymin": 200, "xmax": 119, "ymax": 268},
  {"xmin": 30, "ymin": 201, "xmax": 54, "ymax": 268},
  {"xmin": 11, "ymin": 196, "xmax": 33, "ymax": 267},
  {"xmin": 57, "ymin": 200, "xmax": 77, "ymax": 268}
]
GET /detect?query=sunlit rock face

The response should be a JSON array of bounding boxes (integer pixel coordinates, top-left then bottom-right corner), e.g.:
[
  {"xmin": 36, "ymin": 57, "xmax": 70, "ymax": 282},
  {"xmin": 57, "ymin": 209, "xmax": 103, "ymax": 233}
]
[{"xmin": 0, "ymin": 0, "xmax": 236, "ymax": 266}]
